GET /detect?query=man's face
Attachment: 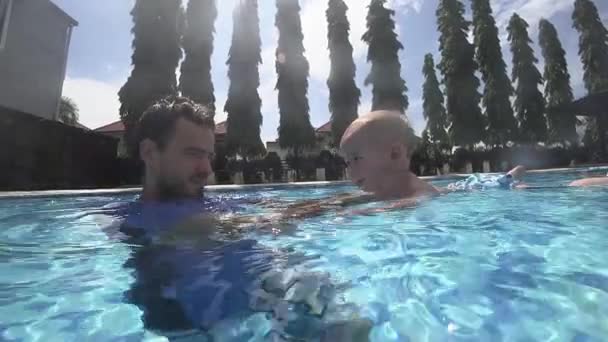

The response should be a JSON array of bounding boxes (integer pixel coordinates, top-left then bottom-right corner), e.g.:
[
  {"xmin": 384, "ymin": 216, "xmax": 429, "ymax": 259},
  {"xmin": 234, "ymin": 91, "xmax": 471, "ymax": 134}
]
[{"xmin": 144, "ymin": 118, "xmax": 215, "ymax": 200}]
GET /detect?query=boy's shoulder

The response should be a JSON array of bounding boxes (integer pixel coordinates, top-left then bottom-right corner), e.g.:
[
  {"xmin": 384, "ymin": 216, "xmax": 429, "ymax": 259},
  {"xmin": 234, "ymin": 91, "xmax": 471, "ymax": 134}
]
[{"xmin": 413, "ymin": 176, "xmax": 442, "ymax": 196}]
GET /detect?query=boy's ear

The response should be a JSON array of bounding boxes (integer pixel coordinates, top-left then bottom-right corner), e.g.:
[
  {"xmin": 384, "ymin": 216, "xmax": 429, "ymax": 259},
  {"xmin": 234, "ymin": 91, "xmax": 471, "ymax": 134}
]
[
  {"xmin": 390, "ymin": 144, "xmax": 402, "ymax": 160},
  {"xmin": 403, "ymin": 145, "xmax": 411, "ymax": 158},
  {"xmin": 390, "ymin": 143, "xmax": 411, "ymax": 160}
]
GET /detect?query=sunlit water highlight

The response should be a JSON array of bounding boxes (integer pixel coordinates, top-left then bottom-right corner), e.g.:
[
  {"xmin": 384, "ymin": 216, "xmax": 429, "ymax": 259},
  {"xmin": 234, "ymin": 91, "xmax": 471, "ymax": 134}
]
[{"xmin": 1, "ymin": 169, "xmax": 607, "ymax": 341}]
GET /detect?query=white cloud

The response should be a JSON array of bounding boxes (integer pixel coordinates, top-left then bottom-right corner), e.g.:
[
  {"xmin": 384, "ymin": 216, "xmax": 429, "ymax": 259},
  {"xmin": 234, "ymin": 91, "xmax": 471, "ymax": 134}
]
[
  {"xmin": 260, "ymin": 32, "xmax": 278, "ymax": 81},
  {"xmin": 259, "ymin": 80, "xmax": 279, "ymax": 143},
  {"xmin": 259, "ymin": 20, "xmax": 279, "ymax": 143},
  {"xmin": 360, "ymin": 98, "xmax": 373, "ymax": 114},
  {"xmin": 388, "ymin": 0, "xmax": 423, "ymax": 14},
  {"xmin": 302, "ymin": 0, "xmax": 330, "ymax": 80},
  {"xmin": 491, "ymin": 0, "xmax": 573, "ymax": 42},
  {"xmin": 344, "ymin": 0, "xmax": 370, "ymax": 60},
  {"xmin": 302, "ymin": 0, "xmax": 422, "ymax": 82},
  {"xmin": 62, "ymin": 77, "xmax": 122, "ymax": 130},
  {"xmin": 407, "ymin": 98, "xmax": 425, "ymax": 134}
]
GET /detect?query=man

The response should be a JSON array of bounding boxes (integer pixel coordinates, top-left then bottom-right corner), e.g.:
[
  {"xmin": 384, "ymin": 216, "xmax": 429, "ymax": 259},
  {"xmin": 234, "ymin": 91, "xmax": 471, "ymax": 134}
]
[
  {"xmin": 117, "ymin": 97, "xmax": 276, "ymax": 332},
  {"xmin": 117, "ymin": 97, "xmax": 341, "ymax": 339}
]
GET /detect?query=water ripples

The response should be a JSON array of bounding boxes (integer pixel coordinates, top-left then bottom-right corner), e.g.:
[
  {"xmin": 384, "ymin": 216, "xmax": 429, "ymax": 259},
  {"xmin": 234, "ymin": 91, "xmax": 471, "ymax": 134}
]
[
  {"xmin": 1, "ymin": 176, "xmax": 608, "ymax": 340},
  {"xmin": 250, "ymin": 183, "xmax": 608, "ymax": 341}
]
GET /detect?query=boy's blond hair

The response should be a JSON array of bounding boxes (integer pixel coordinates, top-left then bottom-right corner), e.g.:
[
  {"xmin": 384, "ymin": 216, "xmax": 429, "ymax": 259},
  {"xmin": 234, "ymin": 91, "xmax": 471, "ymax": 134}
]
[{"xmin": 340, "ymin": 110, "xmax": 418, "ymax": 155}]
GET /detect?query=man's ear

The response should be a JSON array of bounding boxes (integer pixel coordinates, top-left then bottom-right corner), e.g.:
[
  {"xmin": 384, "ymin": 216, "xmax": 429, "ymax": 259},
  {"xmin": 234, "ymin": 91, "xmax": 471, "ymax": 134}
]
[{"xmin": 139, "ymin": 139, "xmax": 157, "ymax": 163}]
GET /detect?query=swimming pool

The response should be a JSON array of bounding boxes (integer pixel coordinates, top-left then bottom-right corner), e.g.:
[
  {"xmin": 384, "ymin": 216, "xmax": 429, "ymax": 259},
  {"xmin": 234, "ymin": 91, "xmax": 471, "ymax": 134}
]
[{"xmin": 1, "ymin": 168, "xmax": 607, "ymax": 341}]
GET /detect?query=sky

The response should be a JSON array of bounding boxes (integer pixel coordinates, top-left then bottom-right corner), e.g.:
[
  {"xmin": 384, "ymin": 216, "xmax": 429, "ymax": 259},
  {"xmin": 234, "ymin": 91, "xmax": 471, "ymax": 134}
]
[{"xmin": 55, "ymin": 0, "xmax": 608, "ymax": 143}]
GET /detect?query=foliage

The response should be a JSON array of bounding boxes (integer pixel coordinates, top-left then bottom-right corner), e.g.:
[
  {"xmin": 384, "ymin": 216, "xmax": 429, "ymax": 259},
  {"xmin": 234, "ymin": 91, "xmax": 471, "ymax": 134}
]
[
  {"xmin": 286, "ymin": 154, "xmax": 317, "ymax": 181},
  {"xmin": 327, "ymin": 0, "xmax": 361, "ymax": 146},
  {"xmin": 421, "ymin": 54, "xmax": 450, "ymax": 150},
  {"xmin": 275, "ymin": 0, "xmax": 316, "ymax": 153},
  {"xmin": 263, "ymin": 152, "xmax": 284, "ymax": 182},
  {"xmin": 58, "ymin": 96, "xmax": 79, "ymax": 126},
  {"xmin": 471, "ymin": 0, "xmax": 518, "ymax": 145},
  {"xmin": 362, "ymin": 0, "xmax": 408, "ymax": 113},
  {"xmin": 436, "ymin": 0, "xmax": 485, "ymax": 147},
  {"xmin": 507, "ymin": 13, "xmax": 547, "ymax": 143},
  {"xmin": 410, "ymin": 130, "xmax": 452, "ymax": 175},
  {"xmin": 225, "ymin": 0, "xmax": 265, "ymax": 157},
  {"xmin": 179, "ymin": 0, "xmax": 217, "ymax": 112},
  {"xmin": 118, "ymin": 0, "xmax": 184, "ymax": 157},
  {"xmin": 316, "ymin": 150, "xmax": 346, "ymax": 180},
  {"xmin": 572, "ymin": 0, "xmax": 608, "ymax": 154},
  {"xmin": 538, "ymin": 19, "xmax": 578, "ymax": 145},
  {"xmin": 572, "ymin": 0, "xmax": 608, "ymax": 94}
]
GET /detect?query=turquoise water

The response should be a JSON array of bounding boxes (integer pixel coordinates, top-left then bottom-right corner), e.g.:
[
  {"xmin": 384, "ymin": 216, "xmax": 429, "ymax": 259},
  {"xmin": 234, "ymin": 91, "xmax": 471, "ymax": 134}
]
[{"xmin": 1, "ymin": 169, "xmax": 607, "ymax": 341}]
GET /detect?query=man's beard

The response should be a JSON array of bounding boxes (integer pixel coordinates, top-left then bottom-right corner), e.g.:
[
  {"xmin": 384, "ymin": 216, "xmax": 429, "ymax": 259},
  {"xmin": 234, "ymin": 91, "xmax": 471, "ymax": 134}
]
[{"xmin": 156, "ymin": 178, "xmax": 202, "ymax": 202}]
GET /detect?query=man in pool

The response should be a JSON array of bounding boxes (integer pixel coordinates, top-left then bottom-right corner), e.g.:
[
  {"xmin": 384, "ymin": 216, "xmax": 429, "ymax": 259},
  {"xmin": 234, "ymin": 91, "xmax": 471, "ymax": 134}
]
[
  {"xmin": 136, "ymin": 96, "xmax": 215, "ymax": 202},
  {"xmin": 114, "ymin": 97, "xmax": 274, "ymax": 331},
  {"xmin": 115, "ymin": 97, "xmax": 350, "ymax": 338}
]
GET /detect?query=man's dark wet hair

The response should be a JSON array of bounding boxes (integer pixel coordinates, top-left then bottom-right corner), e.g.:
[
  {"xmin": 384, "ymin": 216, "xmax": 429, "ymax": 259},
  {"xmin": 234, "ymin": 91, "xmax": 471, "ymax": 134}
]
[{"xmin": 135, "ymin": 96, "xmax": 215, "ymax": 156}]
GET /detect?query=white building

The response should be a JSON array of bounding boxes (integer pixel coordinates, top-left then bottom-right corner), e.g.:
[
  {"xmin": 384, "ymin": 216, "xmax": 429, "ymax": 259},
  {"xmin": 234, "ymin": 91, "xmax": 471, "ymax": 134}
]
[{"xmin": 0, "ymin": 0, "xmax": 77, "ymax": 119}]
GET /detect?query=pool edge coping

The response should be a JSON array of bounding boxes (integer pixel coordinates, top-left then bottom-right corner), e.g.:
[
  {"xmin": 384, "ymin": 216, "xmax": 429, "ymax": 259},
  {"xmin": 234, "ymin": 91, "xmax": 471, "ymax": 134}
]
[{"xmin": 1, "ymin": 165, "xmax": 606, "ymax": 200}]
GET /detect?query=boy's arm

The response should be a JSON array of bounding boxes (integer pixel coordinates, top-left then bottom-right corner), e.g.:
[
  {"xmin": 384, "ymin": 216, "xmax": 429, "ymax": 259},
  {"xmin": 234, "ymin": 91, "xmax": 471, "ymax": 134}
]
[
  {"xmin": 255, "ymin": 192, "xmax": 376, "ymax": 218},
  {"xmin": 569, "ymin": 177, "xmax": 608, "ymax": 187},
  {"xmin": 348, "ymin": 197, "xmax": 422, "ymax": 216},
  {"xmin": 225, "ymin": 192, "xmax": 378, "ymax": 225},
  {"xmin": 281, "ymin": 192, "xmax": 377, "ymax": 219},
  {"xmin": 346, "ymin": 188, "xmax": 441, "ymax": 216}
]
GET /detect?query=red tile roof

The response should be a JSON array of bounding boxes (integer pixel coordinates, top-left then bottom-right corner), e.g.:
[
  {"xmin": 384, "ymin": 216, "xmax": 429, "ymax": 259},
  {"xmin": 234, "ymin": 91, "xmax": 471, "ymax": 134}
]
[
  {"xmin": 94, "ymin": 120, "xmax": 227, "ymax": 135},
  {"xmin": 74, "ymin": 122, "xmax": 90, "ymax": 130},
  {"xmin": 215, "ymin": 121, "xmax": 227, "ymax": 135},
  {"xmin": 316, "ymin": 121, "xmax": 331, "ymax": 133},
  {"xmin": 94, "ymin": 120, "xmax": 124, "ymax": 133}
]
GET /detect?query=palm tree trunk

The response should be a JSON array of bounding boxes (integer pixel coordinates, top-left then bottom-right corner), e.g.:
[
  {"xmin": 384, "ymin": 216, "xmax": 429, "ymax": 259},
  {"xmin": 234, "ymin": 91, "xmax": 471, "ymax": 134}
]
[
  {"xmin": 599, "ymin": 114, "xmax": 608, "ymax": 161},
  {"xmin": 294, "ymin": 148, "xmax": 301, "ymax": 181}
]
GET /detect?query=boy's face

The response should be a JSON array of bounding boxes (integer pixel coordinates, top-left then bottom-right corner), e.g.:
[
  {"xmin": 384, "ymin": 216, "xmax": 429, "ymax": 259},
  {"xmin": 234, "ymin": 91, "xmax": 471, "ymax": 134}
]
[{"xmin": 341, "ymin": 135, "xmax": 410, "ymax": 193}]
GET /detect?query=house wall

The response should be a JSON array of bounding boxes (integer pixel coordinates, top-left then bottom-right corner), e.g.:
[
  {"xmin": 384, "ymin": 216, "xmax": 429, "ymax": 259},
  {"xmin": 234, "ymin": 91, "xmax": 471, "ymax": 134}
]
[
  {"xmin": 266, "ymin": 133, "xmax": 335, "ymax": 161},
  {"xmin": 0, "ymin": 0, "xmax": 75, "ymax": 120}
]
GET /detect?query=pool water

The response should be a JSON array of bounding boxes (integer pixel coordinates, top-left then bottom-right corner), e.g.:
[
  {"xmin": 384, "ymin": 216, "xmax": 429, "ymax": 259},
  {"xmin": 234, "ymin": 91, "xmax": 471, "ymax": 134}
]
[{"xmin": 1, "ymin": 169, "xmax": 607, "ymax": 341}]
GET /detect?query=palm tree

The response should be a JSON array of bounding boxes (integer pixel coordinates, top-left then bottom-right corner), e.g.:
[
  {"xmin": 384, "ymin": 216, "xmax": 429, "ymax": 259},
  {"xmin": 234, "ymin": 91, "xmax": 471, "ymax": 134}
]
[{"xmin": 58, "ymin": 96, "xmax": 79, "ymax": 126}]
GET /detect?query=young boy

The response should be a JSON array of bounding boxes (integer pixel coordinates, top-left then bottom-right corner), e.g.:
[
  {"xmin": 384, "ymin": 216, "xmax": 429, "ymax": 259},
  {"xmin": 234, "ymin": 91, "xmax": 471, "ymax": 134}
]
[
  {"xmin": 339, "ymin": 110, "xmax": 440, "ymax": 200},
  {"xmin": 275, "ymin": 110, "xmax": 529, "ymax": 218},
  {"xmin": 569, "ymin": 172, "xmax": 608, "ymax": 187},
  {"xmin": 270, "ymin": 111, "xmax": 440, "ymax": 218}
]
